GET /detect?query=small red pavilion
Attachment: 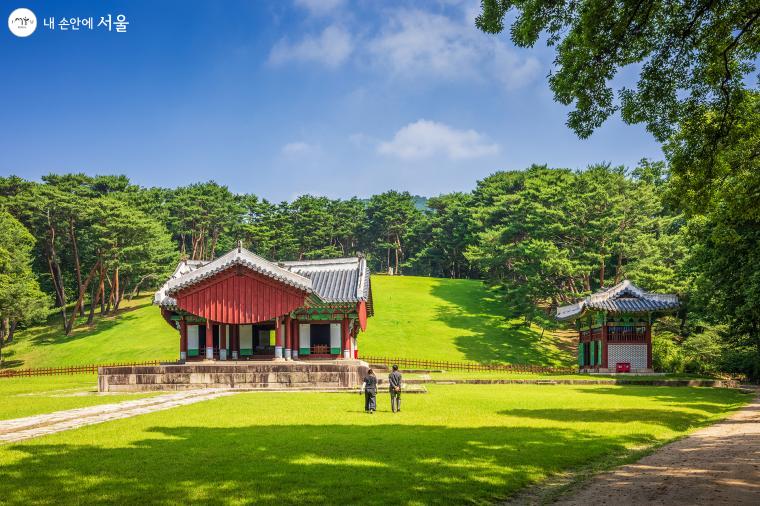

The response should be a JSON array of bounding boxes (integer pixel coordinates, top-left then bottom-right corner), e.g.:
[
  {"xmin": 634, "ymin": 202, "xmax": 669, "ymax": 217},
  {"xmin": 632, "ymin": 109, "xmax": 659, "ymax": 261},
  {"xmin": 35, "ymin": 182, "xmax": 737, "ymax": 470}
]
[
  {"xmin": 556, "ymin": 280, "xmax": 679, "ymax": 373},
  {"xmin": 154, "ymin": 245, "xmax": 373, "ymax": 361}
]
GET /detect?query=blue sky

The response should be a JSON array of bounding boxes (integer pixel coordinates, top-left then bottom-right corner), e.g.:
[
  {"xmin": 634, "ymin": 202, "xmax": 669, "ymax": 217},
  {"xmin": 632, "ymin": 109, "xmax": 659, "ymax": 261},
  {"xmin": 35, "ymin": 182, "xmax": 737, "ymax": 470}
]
[{"xmin": 1, "ymin": 0, "xmax": 663, "ymax": 201}]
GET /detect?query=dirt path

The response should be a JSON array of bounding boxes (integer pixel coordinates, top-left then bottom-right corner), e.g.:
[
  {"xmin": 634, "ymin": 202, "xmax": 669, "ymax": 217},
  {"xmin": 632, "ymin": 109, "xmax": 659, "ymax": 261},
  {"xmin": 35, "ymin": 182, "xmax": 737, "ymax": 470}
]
[
  {"xmin": 554, "ymin": 390, "xmax": 760, "ymax": 505},
  {"xmin": 0, "ymin": 389, "xmax": 237, "ymax": 444}
]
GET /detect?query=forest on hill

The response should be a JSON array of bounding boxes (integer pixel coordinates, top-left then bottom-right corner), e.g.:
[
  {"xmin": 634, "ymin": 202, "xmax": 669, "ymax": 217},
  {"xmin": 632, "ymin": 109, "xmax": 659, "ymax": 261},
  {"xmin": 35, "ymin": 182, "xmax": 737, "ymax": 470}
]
[{"xmin": 1, "ymin": 136, "xmax": 757, "ymax": 378}]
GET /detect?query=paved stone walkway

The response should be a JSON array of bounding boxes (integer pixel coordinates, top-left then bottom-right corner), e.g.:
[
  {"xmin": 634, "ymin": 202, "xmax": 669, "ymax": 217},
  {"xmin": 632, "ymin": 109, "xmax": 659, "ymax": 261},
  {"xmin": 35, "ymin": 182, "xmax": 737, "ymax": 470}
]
[
  {"xmin": 0, "ymin": 389, "xmax": 237, "ymax": 444},
  {"xmin": 554, "ymin": 390, "xmax": 760, "ymax": 505}
]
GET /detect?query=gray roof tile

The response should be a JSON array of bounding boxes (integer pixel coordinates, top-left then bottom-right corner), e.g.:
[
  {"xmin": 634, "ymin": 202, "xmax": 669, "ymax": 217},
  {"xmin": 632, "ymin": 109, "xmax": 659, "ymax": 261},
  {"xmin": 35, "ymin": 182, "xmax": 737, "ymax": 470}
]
[
  {"xmin": 281, "ymin": 257, "xmax": 370, "ymax": 303},
  {"xmin": 556, "ymin": 280, "xmax": 679, "ymax": 321}
]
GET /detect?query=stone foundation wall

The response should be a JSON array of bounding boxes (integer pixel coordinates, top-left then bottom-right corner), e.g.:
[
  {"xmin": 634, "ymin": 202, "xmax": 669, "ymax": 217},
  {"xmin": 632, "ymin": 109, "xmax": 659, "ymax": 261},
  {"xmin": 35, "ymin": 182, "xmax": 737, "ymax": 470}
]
[
  {"xmin": 608, "ymin": 344, "xmax": 648, "ymax": 370},
  {"xmin": 98, "ymin": 361, "xmax": 369, "ymax": 392}
]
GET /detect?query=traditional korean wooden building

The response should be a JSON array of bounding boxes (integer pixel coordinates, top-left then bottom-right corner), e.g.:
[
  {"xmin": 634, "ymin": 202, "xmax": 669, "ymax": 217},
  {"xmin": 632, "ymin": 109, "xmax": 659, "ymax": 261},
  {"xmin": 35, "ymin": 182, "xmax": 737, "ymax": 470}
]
[
  {"xmin": 154, "ymin": 245, "xmax": 373, "ymax": 361},
  {"xmin": 556, "ymin": 280, "xmax": 679, "ymax": 373}
]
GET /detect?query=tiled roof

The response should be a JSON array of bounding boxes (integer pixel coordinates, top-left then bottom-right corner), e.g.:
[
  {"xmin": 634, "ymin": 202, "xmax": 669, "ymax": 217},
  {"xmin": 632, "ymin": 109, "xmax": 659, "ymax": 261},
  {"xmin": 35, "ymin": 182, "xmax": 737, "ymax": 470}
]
[
  {"xmin": 155, "ymin": 249, "xmax": 372, "ymax": 310},
  {"xmin": 556, "ymin": 280, "xmax": 679, "ymax": 321},
  {"xmin": 281, "ymin": 257, "xmax": 371, "ymax": 303}
]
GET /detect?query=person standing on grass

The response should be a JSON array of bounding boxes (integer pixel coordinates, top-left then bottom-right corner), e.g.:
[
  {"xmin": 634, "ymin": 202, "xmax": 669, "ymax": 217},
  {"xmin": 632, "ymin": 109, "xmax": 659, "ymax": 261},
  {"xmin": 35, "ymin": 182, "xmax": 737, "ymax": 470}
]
[
  {"xmin": 360, "ymin": 368, "xmax": 377, "ymax": 413},
  {"xmin": 388, "ymin": 364, "xmax": 402, "ymax": 412}
]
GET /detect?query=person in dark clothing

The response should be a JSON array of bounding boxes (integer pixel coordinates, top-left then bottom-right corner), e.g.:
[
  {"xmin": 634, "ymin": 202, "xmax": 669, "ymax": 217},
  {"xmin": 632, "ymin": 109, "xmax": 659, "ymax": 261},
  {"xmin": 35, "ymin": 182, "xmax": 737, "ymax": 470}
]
[
  {"xmin": 360, "ymin": 369, "xmax": 377, "ymax": 413},
  {"xmin": 388, "ymin": 364, "xmax": 402, "ymax": 412}
]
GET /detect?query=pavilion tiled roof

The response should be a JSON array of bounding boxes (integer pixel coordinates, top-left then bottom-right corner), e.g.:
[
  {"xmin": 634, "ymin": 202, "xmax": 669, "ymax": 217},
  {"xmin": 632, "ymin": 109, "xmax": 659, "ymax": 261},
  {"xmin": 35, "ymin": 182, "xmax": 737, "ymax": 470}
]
[
  {"xmin": 556, "ymin": 280, "xmax": 679, "ymax": 321},
  {"xmin": 281, "ymin": 257, "xmax": 372, "ymax": 305},
  {"xmin": 154, "ymin": 248, "xmax": 372, "ymax": 312}
]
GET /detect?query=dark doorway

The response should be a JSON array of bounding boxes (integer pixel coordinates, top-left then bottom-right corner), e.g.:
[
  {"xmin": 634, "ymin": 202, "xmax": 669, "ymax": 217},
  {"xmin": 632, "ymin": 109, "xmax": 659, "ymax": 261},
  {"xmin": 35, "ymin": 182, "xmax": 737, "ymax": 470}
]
[
  {"xmin": 199, "ymin": 325, "xmax": 207, "ymax": 355},
  {"xmin": 310, "ymin": 324, "xmax": 330, "ymax": 346},
  {"xmin": 212, "ymin": 325, "xmax": 221, "ymax": 356}
]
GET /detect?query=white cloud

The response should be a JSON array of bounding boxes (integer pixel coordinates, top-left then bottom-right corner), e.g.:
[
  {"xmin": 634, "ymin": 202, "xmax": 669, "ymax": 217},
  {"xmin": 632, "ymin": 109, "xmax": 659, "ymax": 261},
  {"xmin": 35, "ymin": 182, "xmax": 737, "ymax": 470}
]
[
  {"xmin": 378, "ymin": 120, "xmax": 499, "ymax": 160},
  {"xmin": 367, "ymin": 8, "xmax": 540, "ymax": 89},
  {"xmin": 269, "ymin": 5, "xmax": 540, "ymax": 88},
  {"xmin": 294, "ymin": 0, "xmax": 346, "ymax": 16},
  {"xmin": 282, "ymin": 141, "xmax": 318, "ymax": 155},
  {"xmin": 269, "ymin": 25, "xmax": 353, "ymax": 68}
]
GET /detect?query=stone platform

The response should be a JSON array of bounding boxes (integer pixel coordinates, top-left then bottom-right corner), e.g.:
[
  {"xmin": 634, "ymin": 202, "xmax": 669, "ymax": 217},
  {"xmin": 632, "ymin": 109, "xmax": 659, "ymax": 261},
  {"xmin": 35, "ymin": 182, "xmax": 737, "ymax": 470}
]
[{"xmin": 98, "ymin": 360, "xmax": 369, "ymax": 392}]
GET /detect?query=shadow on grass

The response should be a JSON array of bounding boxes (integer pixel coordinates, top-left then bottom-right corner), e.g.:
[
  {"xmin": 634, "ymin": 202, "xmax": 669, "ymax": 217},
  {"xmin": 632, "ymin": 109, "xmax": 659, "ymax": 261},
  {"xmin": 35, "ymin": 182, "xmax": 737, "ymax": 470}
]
[
  {"xmin": 429, "ymin": 280, "xmax": 572, "ymax": 365},
  {"xmin": 571, "ymin": 387, "xmax": 753, "ymax": 414},
  {"xmin": 0, "ymin": 424, "xmax": 648, "ymax": 505},
  {"xmin": 500, "ymin": 408, "xmax": 708, "ymax": 431}
]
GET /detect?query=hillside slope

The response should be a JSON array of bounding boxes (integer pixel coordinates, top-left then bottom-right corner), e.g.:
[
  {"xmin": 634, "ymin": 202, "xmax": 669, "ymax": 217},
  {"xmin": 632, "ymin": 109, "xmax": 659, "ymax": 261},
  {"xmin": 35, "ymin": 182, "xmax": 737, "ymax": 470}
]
[
  {"xmin": 2, "ymin": 297, "xmax": 177, "ymax": 369},
  {"xmin": 2, "ymin": 276, "xmax": 573, "ymax": 369},
  {"xmin": 361, "ymin": 276, "xmax": 573, "ymax": 365}
]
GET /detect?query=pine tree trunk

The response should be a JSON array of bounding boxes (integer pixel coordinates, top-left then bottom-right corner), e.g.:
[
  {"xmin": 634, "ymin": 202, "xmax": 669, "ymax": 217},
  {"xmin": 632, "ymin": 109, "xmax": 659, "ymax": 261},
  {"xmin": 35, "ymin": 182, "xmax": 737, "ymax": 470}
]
[
  {"xmin": 99, "ymin": 263, "xmax": 106, "ymax": 316},
  {"xmin": 65, "ymin": 262, "xmax": 99, "ymax": 335},
  {"xmin": 210, "ymin": 230, "xmax": 218, "ymax": 259},
  {"xmin": 7, "ymin": 321, "xmax": 17, "ymax": 342},
  {"xmin": 69, "ymin": 219, "xmax": 85, "ymax": 317},
  {"xmin": 394, "ymin": 234, "xmax": 401, "ymax": 275},
  {"xmin": 112, "ymin": 266, "xmax": 120, "ymax": 313},
  {"xmin": 46, "ymin": 212, "xmax": 68, "ymax": 329},
  {"xmin": 87, "ymin": 279, "xmax": 100, "ymax": 325},
  {"xmin": 614, "ymin": 251, "xmax": 623, "ymax": 284},
  {"xmin": 191, "ymin": 233, "xmax": 199, "ymax": 260}
]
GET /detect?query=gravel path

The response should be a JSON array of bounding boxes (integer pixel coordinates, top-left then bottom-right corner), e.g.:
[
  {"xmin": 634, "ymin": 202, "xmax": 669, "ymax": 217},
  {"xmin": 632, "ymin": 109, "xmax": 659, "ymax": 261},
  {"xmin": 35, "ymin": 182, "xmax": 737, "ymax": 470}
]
[
  {"xmin": 0, "ymin": 389, "xmax": 237, "ymax": 444},
  {"xmin": 555, "ymin": 390, "xmax": 760, "ymax": 505}
]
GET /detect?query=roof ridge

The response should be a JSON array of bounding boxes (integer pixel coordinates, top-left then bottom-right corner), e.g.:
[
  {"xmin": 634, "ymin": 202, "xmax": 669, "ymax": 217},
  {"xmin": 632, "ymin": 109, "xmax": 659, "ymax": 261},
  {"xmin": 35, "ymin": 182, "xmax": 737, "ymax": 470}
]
[
  {"xmin": 164, "ymin": 247, "xmax": 312, "ymax": 295},
  {"xmin": 281, "ymin": 257, "xmax": 360, "ymax": 266}
]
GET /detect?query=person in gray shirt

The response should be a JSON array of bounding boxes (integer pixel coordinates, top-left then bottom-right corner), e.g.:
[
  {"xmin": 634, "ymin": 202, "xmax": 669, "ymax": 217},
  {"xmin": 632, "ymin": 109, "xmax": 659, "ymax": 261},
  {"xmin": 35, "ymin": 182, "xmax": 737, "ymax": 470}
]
[
  {"xmin": 360, "ymin": 369, "xmax": 377, "ymax": 413},
  {"xmin": 388, "ymin": 364, "xmax": 402, "ymax": 412}
]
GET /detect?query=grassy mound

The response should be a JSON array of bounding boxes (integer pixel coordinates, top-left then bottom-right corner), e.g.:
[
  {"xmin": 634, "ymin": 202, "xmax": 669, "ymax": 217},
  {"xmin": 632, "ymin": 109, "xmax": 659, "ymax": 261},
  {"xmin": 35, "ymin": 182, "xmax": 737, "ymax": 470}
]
[
  {"xmin": 361, "ymin": 276, "xmax": 573, "ymax": 365},
  {"xmin": 2, "ymin": 276, "xmax": 573, "ymax": 369}
]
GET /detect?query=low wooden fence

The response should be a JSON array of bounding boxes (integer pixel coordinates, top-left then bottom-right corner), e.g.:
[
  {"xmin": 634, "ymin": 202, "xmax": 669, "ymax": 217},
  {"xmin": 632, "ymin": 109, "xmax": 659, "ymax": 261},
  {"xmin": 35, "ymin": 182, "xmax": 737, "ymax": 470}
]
[
  {"xmin": 0, "ymin": 360, "xmax": 164, "ymax": 379},
  {"xmin": 359, "ymin": 355, "xmax": 575, "ymax": 374}
]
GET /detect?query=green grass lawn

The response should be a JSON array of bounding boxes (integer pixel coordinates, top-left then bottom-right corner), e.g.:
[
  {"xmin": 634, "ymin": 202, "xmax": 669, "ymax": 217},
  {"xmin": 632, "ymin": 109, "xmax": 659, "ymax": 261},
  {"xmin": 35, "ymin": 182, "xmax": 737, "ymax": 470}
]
[
  {"xmin": 362, "ymin": 276, "xmax": 573, "ymax": 364},
  {"xmin": 0, "ymin": 374, "xmax": 156, "ymax": 420},
  {"xmin": 1, "ymin": 296, "xmax": 177, "ymax": 369},
  {"xmin": 0, "ymin": 384, "xmax": 748, "ymax": 505},
  {"xmin": 423, "ymin": 371, "xmax": 718, "ymax": 381},
  {"xmin": 4, "ymin": 276, "xmax": 573, "ymax": 370}
]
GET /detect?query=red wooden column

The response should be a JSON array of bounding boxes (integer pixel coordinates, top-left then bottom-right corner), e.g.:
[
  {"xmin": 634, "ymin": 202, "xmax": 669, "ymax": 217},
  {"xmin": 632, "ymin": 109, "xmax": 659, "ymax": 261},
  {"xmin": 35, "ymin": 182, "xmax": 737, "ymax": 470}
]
[
  {"xmin": 292, "ymin": 318, "xmax": 300, "ymax": 360},
  {"xmin": 342, "ymin": 318, "xmax": 350, "ymax": 359},
  {"xmin": 275, "ymin": 317, "xmax": 284, "ymax": 359},
  {"xmin": 220, "ymin": 325, "xmax": 228, "ymax": 361},
  {"xmin": 645, "ymin": 323, "xmax": 653, "ymax": 369},
  {"xmin": 231, "ymin": 325, "xmax": 239, "ymax": 360},
  {"xmin": 284, "ymin": 315, "xmax": 292, "ymax": 360},
  {"xmin": 205, "ymin": 320, "xmax": 214, "ymax": 360},
  {"xmin": 601, "ymin": 316, "xmax": 609, "ymax": 370},
  {"xmin": 179, "ymin": 319, "xmax": 188, "ymax": 361}
]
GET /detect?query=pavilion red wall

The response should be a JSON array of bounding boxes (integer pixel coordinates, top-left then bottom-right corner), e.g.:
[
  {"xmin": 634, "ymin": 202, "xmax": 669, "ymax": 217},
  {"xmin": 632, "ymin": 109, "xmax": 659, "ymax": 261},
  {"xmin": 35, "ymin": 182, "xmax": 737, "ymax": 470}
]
[
  {"xmin": 357, "ymin": 301, "xmax": 368, "ymax": 331},
  {"xmin": 174, "ymin": 268, "xmax": 308, "ymax": 324}
]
